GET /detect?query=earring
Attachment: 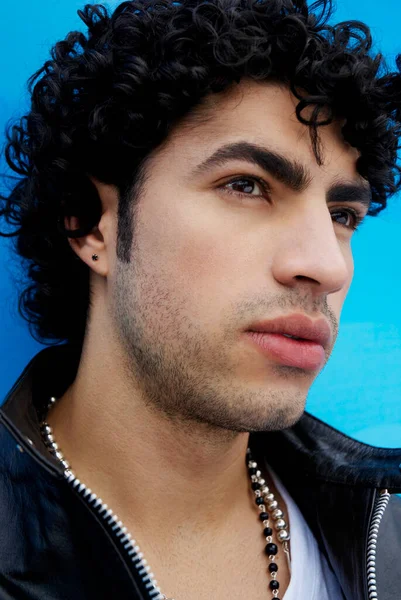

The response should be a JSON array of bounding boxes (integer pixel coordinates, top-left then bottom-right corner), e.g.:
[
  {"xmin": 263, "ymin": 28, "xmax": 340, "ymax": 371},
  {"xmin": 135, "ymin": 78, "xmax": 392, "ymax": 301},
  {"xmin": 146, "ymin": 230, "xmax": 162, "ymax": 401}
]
[{"xmin": 92, "ymin": 254, "xmax": 99, "ymax": 261}]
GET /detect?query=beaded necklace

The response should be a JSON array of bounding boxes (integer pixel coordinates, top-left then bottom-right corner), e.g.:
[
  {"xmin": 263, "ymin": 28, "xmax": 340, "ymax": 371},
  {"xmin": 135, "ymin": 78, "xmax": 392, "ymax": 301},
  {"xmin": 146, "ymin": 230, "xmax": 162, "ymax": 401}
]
[{"xmin": 41, "ymin": 395, "xmax": 291, "ymax": 599}]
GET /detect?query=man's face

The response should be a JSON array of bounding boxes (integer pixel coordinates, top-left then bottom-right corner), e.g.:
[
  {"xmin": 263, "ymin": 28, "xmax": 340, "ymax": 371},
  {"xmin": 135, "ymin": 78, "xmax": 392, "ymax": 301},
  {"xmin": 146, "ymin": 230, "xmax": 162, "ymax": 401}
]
[{"xmin": 110, "ymin": 80, "xmax": 370, "ymax": 432}]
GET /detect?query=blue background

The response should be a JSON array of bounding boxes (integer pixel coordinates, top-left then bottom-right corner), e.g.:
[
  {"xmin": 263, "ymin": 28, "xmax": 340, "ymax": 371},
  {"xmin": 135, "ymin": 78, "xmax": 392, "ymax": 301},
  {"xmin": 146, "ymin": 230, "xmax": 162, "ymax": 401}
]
[{"xmin": 1, "ymin": 1, "xmax": 400, "ymax": 447}]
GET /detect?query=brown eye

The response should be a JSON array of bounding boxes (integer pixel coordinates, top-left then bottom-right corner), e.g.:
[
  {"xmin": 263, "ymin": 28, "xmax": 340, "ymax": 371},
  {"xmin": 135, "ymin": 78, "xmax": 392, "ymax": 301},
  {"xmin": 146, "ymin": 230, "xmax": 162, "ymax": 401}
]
[
  {"xmin": 220, "ymin": 176, "xmax": 271, "ymax": 201},
  {"xmin": 331, "ymin": 208, "xmax": 364, "ymax": 231}
]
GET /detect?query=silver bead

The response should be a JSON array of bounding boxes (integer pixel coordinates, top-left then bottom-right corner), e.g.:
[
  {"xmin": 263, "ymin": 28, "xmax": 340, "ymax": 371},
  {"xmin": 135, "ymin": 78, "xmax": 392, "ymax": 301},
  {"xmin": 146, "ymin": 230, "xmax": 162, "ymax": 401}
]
[
  {"xmin": 272, "ymin": 509, "xmax": 284, "ymax": 520},
  {"xmin": 256, "ymin": 470, "xmax": 261, "ymax": 477},
  {"xmin": 261, "ymin": 486, "xmax": 270, "ymax": 495},
  {"xmin": 251, "ymin": 474, "xmax": 258, "ymax": 482},
  {"xmin": 258, "ymin": 478, "xmax": 266, "ymax": 486},
  {"xmin": 278, "ymin": 530, "xmax": 290, "ymax": 541},
  {"xmin": 258, "ymin": 504, "xmax": 266, "ymax": 512},
  {"xmin": 248, "ymin": 461, "xmax": 257, "ymax": 468},
  {"xmin": 268, "ymin": 500, "xmax": 278, "ymax": 511},
  {"xmin": 254, "ymin": 489, "xmax": 261, "ymax": 497},
  {"xmin": 55, "ymin": 450, "xmax": 64, "ymax": 461},
  {"xmin": 47, "ymin": 434, "xmax": 54, "ymax": 443},
  {"xmin": 275, "ymin": 519, "xmax": 287, "ymax": 530},
  {"xmin": 265, "ymin": 493, "xmax": 275, "ymax": 502}
]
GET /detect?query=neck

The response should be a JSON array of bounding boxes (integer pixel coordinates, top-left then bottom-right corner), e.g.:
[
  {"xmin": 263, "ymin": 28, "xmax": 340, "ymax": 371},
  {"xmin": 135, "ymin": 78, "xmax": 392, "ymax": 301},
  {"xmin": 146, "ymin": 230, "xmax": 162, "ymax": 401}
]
[{"xmin": 47, "ymin": 335, "xmax": 254, "ymax": 539}]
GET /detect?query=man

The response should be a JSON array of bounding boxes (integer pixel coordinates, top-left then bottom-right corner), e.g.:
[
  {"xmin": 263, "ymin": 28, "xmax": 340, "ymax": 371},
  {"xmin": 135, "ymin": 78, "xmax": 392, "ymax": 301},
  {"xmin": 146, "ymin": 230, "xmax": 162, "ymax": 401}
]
[{"xmin": 0, "ymin": 0, "xmax": 400, "ymax": 598}]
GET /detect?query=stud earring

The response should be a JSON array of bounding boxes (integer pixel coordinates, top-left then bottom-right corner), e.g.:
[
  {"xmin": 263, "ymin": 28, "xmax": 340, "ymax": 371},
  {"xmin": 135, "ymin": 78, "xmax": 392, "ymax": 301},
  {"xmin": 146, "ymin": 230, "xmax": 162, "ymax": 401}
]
[{"xmin": 92, "ymin": 254, "xmax": 99, "ymax": 261}]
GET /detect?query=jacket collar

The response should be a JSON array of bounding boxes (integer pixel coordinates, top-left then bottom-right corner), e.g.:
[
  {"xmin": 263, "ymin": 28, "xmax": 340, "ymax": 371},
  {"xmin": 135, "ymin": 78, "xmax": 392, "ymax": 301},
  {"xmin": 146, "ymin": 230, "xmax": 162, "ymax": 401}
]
[{"xmin": 1, "ymin": 344, "xmax": 401, "ymax": 492}]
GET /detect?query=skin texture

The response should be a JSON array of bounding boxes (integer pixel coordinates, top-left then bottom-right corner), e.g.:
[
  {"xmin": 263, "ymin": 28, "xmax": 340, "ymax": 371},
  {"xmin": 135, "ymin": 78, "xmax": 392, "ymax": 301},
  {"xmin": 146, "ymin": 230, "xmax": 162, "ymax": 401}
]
[{"xmin": 48, "ymin": 80, "xmax": 370, "ymax": 599}]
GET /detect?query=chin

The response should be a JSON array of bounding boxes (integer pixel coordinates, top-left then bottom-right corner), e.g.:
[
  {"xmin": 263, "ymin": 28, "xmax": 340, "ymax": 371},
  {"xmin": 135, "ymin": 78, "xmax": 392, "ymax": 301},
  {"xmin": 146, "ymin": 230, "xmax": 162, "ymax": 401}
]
[
  {"xmin": 247, "ymin": 408, "xmax": 304, "ymax": 433},
  {"xmin": 213, "ymin": 399, "xmax": 306, "ymax": 434}
]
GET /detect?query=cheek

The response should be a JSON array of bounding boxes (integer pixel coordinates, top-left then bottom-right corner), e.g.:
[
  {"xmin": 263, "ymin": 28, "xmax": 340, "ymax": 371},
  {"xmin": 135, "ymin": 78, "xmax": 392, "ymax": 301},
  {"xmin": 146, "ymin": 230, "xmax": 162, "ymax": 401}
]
[
  {"xmin": 330, "ymin": 249, "xmax": 354, "ymax": 316},
  {"xmin": 171, "ymin": 226, "xmax": 245, "ymax": 318},
  {"xmin": 135, "ymin": 192, "xmax": 251, "ymax": 318}
]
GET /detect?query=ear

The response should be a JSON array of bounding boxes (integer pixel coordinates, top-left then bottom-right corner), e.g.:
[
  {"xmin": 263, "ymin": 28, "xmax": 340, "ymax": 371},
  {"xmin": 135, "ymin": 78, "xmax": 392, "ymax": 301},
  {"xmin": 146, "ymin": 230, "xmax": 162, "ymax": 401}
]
[{"xmin": 65, "ymin": 177, "xmax": 119, "ymax": 277}]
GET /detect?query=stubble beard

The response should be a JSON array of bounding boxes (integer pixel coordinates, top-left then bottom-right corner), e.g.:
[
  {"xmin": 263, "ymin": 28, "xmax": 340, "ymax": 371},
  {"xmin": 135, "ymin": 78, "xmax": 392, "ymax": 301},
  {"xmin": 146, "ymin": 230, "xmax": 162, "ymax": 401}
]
[{"xmin": 110, "ymin": 259, "xmax": 309, "ymax": 437}]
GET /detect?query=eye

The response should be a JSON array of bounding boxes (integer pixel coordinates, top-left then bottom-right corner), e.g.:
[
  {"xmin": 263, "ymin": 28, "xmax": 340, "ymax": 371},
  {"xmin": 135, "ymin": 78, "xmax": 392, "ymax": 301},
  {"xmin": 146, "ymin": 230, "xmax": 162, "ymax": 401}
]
[
  {"xmin": 219, "ymin": 176, "xmax": 270, "ymax": 200},
  {"xmin": 331, "ymin": 208, "xmax": 365, "ymax": 232}
]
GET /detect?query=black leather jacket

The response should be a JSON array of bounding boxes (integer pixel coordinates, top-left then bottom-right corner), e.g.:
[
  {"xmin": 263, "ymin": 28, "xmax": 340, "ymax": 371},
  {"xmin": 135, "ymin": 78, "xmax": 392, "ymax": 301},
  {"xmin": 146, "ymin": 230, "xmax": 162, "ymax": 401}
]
[{"xmin": 0, "ymin": 344, "xmax": 400, "ymax": 600}]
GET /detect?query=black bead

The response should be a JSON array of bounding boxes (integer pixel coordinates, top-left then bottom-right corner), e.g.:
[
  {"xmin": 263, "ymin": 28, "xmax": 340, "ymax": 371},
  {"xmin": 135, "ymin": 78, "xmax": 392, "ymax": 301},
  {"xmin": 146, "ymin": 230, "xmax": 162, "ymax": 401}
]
[
  {"xmin": 263, "ymin": 527, "xmax": 272, "ymax": 536},
  {"xmin": 259, "ymin": 512, "xmax": 269, "ymax": 521},
  {"xmin": 268, "ymin": 562, "xmax": 278, "ymax": 573},
  {"xmin": 255, "ymin": 497, "xmax": 264, "ymax": 505},
  {"xmin": 269, "ymin": 580, "xmax": 280, "ymax": 590},
  {"xmin": 265, "ymin": 543, "xmax": 278, "ymax": 555},
  {"xmin": 248, "ymin": 467, "xmax": 257, "ymax": 475},
  {"xmin": 251, "ymin": 482, "xmax": 260, "ymax": 491}
]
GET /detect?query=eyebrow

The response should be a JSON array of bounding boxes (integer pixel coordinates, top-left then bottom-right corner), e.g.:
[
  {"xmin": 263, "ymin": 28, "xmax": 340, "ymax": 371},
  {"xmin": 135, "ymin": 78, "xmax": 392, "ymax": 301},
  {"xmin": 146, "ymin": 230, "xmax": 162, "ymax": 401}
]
[
  {"xmin": 191, "ymin": 141, "xmax": 311, "ymax": 192},
  {"xmin": 327, "ymin": 183, "xmax": 372, "ymax": 211},
  {"xmin": 190, "ymin": 141, "xmax": 372, "ymax": 211}
]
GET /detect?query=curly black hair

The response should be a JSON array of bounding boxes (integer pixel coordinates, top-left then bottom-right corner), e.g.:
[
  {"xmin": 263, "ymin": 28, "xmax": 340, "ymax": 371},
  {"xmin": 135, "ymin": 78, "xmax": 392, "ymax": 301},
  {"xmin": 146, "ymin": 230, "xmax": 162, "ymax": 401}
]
[{"xmin": 1, "ymin": 0, "xmax": 401, "ymax": 350}]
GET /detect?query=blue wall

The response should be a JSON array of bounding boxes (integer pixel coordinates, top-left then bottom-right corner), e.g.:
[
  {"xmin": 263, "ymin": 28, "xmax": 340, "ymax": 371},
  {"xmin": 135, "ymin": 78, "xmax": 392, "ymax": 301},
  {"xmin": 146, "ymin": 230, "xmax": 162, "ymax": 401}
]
[{"xmin": 1, "ymin": 1, "xmax": 400, "ymax": 447}]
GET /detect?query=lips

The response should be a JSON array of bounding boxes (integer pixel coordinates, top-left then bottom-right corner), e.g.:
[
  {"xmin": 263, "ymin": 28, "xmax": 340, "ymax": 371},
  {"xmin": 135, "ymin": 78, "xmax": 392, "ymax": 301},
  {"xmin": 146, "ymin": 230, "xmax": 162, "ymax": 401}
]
[
  {"xmin": 246, "ymin": 313, "xmax": 332, "ymax": 349},
  {"xmin": 243, "ymin": 314, "xmax": 332, "ymax": 370}
]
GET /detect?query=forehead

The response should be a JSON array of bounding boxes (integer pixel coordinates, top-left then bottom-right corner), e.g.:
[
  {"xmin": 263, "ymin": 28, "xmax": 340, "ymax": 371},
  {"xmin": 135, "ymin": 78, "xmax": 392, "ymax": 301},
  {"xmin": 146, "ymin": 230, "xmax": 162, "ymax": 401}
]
[{"xmin": 162, "ymin": 79, "xmax": 361, "ymax": 182}]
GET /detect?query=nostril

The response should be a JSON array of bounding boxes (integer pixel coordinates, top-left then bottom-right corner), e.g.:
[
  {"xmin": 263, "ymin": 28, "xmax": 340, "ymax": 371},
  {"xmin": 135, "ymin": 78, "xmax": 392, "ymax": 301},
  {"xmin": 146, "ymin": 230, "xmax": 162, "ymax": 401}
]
[{"xmin": 294, "ymin": 275, "xmax": 319, "ymax": 283}]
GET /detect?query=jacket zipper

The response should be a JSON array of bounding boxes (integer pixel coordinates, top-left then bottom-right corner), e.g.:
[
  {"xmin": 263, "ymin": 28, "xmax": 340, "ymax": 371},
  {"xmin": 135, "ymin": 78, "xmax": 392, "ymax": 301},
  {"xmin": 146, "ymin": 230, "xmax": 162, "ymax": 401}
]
[
  {"xmin": 366, "ymin": 488, "xmax": 391, "ymax": 600},
  {"xmin": 66, "ymin": 469, "xmax": 391, "ymax": 600},
  {"xmin": 65, "ymin": 470, "xmax": 162, "ymax": 600}
]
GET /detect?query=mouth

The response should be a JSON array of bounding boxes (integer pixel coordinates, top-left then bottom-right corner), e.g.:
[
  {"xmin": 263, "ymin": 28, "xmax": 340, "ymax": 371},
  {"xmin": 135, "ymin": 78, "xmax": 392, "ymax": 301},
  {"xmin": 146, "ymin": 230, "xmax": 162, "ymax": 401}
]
[{"xmin": 244, "ymin": 313, "xmax": 332, "ymax": 370}]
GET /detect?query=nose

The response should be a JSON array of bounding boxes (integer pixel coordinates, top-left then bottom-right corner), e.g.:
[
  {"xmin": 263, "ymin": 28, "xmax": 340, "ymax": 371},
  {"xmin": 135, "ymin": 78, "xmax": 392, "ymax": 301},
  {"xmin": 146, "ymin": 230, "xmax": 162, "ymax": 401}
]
[{"xmin": 271, "ymin": 204, "xmax": 352, "ymax": 297}]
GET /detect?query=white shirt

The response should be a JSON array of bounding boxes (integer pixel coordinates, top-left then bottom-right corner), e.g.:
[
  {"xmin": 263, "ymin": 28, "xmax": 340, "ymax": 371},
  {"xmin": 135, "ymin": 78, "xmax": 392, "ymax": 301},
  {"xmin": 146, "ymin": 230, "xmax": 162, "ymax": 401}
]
[{"xmin": 267, "ymin": 466, "xmax": 344, "ymax": 600}]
